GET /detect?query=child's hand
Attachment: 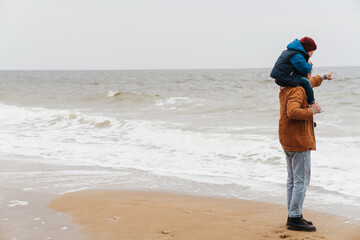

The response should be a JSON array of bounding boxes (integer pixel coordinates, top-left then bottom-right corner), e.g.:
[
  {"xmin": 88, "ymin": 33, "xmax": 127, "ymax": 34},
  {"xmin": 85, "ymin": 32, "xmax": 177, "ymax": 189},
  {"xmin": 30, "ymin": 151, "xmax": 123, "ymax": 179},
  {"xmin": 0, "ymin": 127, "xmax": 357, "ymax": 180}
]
[
  {"xmin": 324, "ymin": 71, "xmax": 334, "ymax": 80},
  {"xmin": 306, "ymin": 72, "xmax": 312, "ymax": 80},
  {"xmin": 306, "ymin": 68, "xmax": 313, "ymax": 80}
]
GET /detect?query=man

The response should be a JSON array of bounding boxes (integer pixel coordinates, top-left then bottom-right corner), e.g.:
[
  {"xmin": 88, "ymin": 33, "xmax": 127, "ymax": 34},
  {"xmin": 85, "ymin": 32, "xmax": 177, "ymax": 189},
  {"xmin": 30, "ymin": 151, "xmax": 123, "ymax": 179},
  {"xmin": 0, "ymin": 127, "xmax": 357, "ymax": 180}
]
[{"xmin": 278, "ymin": 68, "xmax": 333, "ymax": 231}]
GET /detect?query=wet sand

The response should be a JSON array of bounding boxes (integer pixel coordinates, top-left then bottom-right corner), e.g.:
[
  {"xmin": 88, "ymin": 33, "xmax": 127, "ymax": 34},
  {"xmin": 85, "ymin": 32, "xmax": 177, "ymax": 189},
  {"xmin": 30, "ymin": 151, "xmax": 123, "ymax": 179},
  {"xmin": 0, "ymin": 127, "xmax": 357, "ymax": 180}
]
[{"xmin": 49, "ymin": 190, "xmax": 360, "ymax": 240}]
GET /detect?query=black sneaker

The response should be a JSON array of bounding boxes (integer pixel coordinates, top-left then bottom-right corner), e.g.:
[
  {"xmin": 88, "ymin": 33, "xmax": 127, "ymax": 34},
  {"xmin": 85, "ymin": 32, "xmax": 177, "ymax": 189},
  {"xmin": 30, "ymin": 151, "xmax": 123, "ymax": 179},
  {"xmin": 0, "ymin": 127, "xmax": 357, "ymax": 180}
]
[
  {"xmin": 301, "ymin": 214, "xmax": 313, "ymax": 225},
  {"xmin": 286, "ymin": 215, "xmax": 313, "ymax": 226},
  {"xmin": 287, "ymin": 217, "xmax": 316, "ymax": 232}
]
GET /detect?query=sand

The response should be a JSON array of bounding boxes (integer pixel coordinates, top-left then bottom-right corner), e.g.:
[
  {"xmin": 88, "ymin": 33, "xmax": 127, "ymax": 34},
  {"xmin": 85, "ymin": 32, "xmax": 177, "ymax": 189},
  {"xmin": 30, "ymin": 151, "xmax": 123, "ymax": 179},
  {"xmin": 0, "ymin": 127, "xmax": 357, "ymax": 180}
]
[{"xmin": 49, "ymin": 190, "xmax": 360, "ymax": 240}]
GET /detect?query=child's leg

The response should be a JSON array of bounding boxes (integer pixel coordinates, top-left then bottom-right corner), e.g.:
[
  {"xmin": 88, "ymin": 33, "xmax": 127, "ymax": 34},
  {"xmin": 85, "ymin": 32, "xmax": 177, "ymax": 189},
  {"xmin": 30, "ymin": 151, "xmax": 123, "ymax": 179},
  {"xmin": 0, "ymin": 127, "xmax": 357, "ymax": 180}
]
[{"xmin": 300, "ymin": 77, "xmax": 315, "ymax": 104}]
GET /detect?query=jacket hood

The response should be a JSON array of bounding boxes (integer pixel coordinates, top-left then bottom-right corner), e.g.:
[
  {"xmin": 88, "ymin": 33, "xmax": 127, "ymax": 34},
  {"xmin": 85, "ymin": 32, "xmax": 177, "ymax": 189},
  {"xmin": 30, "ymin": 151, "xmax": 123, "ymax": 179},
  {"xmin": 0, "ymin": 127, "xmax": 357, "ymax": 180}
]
[{"xmin": 287, "ymin": 39, "xmax": 307, "ymax": 54}]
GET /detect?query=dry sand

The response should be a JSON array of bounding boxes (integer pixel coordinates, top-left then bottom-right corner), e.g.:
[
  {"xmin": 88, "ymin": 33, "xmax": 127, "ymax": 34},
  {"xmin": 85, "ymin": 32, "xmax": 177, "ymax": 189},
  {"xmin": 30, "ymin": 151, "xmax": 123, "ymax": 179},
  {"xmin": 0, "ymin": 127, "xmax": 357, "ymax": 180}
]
[{"xmin": 49, "ymin": 190, "xmax": 360, "ymax": 240}]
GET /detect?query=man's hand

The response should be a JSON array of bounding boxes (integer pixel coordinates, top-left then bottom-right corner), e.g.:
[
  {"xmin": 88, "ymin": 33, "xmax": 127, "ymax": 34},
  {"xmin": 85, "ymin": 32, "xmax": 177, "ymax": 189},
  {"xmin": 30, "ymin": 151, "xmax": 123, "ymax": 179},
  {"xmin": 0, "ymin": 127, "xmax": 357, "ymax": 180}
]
[
  {"xmin": 324, "ymin": 71, "xmax": 334, "ymax": 80},
  {"xmin": 309, "ymin": 102, "xmax": 322, "ymax": 114}
]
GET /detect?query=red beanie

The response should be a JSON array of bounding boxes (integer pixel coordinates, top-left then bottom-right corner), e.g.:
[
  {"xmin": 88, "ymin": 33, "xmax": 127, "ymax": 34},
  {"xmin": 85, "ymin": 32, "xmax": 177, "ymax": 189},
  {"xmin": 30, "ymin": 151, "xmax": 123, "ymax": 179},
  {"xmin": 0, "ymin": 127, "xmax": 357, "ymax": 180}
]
[{"xmin": 300, "ymin": 37, "xmax": 317, "ymax": 52}]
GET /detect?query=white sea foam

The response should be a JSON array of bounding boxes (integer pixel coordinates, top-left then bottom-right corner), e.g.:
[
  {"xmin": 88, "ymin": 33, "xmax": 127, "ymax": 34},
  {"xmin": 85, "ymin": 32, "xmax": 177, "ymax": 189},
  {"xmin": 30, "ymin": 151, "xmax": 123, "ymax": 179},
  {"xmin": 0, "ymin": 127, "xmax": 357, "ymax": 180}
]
[
  {"xmin": 155, "ymin": 97, "xmax": 193, "ymax": 109},
  {"xmin": 60, "ymin": 187, "xmax": 90, "ymax": 195},
  {"xmin": 1, "ymin": 102, "xmax": 359, "ymax": 201},
  {"xmin": 8, "ymin": 200, "xmax": 29, "ymax": 207},
  {"xmin": 106, "ymin": 89, "xmax": 122, "ymax": 97}
]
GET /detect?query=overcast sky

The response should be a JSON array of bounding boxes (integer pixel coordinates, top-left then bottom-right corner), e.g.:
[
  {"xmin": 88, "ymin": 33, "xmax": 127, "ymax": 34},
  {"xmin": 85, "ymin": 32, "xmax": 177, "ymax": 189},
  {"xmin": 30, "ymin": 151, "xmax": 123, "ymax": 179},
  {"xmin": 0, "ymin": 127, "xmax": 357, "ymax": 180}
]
[{"xmin": 0, "ymin": 0, "xmax": 359, "ymax": 70}]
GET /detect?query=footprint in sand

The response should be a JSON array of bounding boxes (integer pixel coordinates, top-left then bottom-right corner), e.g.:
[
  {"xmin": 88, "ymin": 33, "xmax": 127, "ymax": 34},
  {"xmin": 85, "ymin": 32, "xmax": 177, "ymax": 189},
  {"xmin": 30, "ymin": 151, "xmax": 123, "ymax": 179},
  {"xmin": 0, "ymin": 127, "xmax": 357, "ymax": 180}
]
[
  {"xmin": 108, "ymin": 216, "xmax": 122, "ymax": 221},
  {"xmin": 279, "ymin": 234, "xmax": 291, "ymax": 239}
]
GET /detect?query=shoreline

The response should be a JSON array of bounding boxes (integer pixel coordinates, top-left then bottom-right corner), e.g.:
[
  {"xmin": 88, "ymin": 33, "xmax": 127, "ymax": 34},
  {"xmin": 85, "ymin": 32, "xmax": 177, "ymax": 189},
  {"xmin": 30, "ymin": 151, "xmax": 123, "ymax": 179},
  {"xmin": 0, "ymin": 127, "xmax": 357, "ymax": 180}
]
[
  {"xmin": 48, "ymin": 189, "xmax": 360, "ymax": 240},
  {"xmin": 1, "ymin": 156, "xmax": 359, "ymax": 220},
  {"xmin": 1, "ymin": 157, "xmax": 360, "ymax": 239}
]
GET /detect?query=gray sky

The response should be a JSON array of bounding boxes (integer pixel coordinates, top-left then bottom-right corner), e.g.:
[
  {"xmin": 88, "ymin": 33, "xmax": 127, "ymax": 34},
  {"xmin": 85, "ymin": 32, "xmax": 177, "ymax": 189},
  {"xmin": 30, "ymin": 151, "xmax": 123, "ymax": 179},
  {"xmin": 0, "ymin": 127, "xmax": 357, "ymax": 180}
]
[{"xmin": 0, "ymin": 0, "xmax": 359, "ymax": 70}]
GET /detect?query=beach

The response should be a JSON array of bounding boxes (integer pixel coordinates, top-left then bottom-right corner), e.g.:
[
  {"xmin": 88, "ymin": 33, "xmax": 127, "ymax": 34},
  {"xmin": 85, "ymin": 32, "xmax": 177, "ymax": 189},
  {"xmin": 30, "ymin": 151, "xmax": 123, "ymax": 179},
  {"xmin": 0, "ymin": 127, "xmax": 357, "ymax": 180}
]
[
  {"xmin": 49, "ymin": 190, "xmax": 360, "ymax": 240},
  {"xmin": 1, "ymin": 0, "xmax": 360, "ymax": 237},
  {"xmin": 2, "ymin": 181, "xmax": 360, "ymax": 240}
]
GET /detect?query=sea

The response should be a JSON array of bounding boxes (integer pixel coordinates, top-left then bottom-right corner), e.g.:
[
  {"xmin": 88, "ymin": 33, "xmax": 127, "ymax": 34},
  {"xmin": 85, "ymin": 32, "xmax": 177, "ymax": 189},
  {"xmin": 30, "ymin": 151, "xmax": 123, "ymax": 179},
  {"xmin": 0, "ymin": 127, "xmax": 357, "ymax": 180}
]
[{"xmin": 1, "ymin": 67, "xmax": 360, "ymax": 220}]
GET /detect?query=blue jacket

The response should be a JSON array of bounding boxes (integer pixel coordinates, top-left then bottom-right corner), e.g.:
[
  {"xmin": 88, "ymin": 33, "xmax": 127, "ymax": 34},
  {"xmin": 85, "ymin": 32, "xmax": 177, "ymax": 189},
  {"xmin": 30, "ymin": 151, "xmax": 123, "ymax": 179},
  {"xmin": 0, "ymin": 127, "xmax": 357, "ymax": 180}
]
[{"xmin": 270, "ymin": 39, "xmax": 312, "ymax": 87}]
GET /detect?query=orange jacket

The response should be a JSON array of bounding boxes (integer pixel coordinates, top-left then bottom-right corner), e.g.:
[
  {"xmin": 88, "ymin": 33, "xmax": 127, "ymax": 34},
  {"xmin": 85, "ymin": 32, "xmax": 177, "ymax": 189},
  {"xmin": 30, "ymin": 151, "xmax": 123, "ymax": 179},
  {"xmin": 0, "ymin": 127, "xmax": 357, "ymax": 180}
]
[{"xmin": 278, "ymin": 75, "xmax": 323, "ymax": 151}]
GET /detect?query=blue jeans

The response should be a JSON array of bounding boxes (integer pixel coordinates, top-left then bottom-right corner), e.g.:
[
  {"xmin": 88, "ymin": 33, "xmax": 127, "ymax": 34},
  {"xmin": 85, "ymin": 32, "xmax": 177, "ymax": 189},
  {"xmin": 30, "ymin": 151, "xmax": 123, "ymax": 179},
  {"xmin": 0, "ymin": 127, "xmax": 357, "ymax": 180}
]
[
  {"xmin": 285, "ymin": 150, "xmax": 311, "ymax": 218},
  {"xmin": 300, "ymin": 77, "xmax": 315, "ymax": 104}
]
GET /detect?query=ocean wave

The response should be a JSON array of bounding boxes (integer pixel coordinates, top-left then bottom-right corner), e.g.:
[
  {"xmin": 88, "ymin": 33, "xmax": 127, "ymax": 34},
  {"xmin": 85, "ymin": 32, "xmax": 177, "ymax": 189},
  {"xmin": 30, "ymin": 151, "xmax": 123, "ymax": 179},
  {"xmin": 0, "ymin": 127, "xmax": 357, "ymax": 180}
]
[
  {"xmin": 155, "ymin": 97, "xmax": 199, "ymax": 110},
  {"xmin": 106, "ymin": 90, "xmax": 206, "ymax": 111},
  {"xmin": 2, "ymin": 102, "xmax": 359, "ymax": 171},
  {"xmin": 0, "ymin": 102, "xmax": 118, "ymax": 129},
  {"xmin": 1, "ymin": 101, "xmax": 360, "ymax": 201},
  {"xmin": 155, "ymin": 97, "xmax": 193, "ymax": 106},
  {"xmin": 0, "ymin": 103, "xmax": 278, "ymax": 164},
  {"xmin": 106, "ymin": 90, "xmax": 160, "ymax": 101}
]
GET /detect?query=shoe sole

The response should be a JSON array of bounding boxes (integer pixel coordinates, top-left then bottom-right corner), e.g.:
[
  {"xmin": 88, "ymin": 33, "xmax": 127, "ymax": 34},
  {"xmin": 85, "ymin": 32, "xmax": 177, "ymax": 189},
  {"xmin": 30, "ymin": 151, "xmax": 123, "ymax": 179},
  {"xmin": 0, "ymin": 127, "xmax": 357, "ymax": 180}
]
[{"xmin": 287, "ymin": 226, "xmax": 316, "ymax": 232}]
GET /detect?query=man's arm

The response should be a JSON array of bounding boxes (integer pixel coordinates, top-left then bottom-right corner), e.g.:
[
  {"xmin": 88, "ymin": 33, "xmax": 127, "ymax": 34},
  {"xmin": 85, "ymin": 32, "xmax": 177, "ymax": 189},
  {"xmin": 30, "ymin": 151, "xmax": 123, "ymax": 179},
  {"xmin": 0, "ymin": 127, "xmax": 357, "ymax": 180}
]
[
  {"xmin": 309, "ymin": 71, "xmax": 333, "ymax": 88},
  {"xmin": 309, "ymin": 75, "xmax": 323, "ymax": 88},
  {"xmin": 286, "ymin": 89, "xmax": 314, "ymax": 120}
]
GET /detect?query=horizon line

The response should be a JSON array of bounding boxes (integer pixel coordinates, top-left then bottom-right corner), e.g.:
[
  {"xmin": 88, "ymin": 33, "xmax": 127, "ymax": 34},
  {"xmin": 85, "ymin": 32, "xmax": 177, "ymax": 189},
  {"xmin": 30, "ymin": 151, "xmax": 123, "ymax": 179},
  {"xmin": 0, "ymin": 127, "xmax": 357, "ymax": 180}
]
[{"xmin": 0, "ymin": 65, "xmax": 359, "ymax": 71}]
